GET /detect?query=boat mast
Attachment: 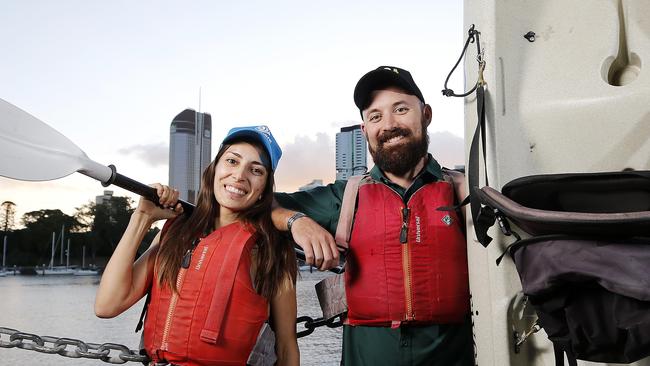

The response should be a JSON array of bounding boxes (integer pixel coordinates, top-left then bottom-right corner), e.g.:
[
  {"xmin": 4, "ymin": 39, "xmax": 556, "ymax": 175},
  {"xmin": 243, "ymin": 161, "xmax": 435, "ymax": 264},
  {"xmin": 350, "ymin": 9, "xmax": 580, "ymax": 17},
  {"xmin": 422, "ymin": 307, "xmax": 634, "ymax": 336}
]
[
  {"xmin": 59, "ymin": 224, "xmax": 64, "ymax": 265},
  {"xmin": 49, "ymin": 232, "xmax": 55, "ymax": 269},
  {"xmin": 2, "ymin": 235, "xmax": 6, "ymax": 268}
]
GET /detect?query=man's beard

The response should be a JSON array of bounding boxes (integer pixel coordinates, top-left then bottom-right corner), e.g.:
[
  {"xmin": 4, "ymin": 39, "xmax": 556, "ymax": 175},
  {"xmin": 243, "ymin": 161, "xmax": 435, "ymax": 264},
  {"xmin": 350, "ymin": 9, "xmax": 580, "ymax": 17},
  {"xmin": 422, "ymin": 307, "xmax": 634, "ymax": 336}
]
[{"xmin": 369, "ymin": 126, "xmax": 429, "ymax": 176}]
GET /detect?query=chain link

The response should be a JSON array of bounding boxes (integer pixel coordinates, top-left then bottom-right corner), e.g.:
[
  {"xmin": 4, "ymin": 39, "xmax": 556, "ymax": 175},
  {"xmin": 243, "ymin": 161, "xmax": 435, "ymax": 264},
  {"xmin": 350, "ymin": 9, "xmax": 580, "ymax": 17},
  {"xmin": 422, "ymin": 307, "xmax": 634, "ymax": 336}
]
[
  {"xmin": 0, "ymin": 327, "xmax": 149, "ymax": 364},
  {"xmin": 296, "ymin": 313, "xmax": 345, "ymax": 338}
]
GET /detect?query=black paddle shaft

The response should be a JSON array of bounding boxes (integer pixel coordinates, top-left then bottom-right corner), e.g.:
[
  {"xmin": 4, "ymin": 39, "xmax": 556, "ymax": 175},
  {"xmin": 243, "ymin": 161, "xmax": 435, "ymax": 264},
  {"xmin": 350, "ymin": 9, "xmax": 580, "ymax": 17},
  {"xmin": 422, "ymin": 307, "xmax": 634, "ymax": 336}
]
[{"xmin": 103, "ymin": 164, "xmax": 195, "ymax": 215}]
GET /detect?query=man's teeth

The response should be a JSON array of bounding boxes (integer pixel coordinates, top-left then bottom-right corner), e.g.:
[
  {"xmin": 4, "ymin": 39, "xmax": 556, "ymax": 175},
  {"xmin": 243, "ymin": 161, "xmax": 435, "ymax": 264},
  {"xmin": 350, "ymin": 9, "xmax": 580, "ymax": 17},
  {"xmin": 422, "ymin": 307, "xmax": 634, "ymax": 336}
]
[
  {"xmin": 386, "ymin": 135, "xmax": 404, "ymax": 144},
  {"xmin": 226, "ymin": 185, "xmax": 246, "ymax": 195}
]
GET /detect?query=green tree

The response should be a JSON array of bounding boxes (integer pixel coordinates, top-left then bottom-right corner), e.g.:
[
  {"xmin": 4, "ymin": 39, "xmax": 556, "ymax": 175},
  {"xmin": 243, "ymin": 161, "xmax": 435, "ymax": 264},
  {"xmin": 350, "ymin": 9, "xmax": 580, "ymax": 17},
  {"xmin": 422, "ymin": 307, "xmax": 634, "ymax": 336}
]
[
  {"xmin": 75, "ymin": 196, "xmax": 137, "ymax": 259},
  {"xmin": 20, "ymin": 209, "xmax": 82, "ymax": 265}
]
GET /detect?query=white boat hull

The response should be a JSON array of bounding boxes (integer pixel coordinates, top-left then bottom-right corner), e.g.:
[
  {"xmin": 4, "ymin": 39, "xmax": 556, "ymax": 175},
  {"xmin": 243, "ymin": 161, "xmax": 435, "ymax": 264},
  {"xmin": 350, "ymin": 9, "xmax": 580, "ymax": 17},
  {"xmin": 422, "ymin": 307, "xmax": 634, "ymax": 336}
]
[
  {"xmin": 464, "ymin": 1, "xmax": 650, "ymax": 365},
  {"xmin": 40, "ymin": 268, "xmax": 75, "ymax": 276},
  {"xmin": 73, "ymin": 269, "xmax": 99, "ymax": 276}
]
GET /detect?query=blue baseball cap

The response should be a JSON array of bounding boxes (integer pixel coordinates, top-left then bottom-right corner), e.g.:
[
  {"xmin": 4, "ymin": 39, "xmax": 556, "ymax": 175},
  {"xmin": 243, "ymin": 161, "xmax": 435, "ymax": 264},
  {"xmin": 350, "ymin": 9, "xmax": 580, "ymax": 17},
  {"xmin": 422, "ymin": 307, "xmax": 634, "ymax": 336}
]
[{"xmin": 221, "ymin": 125, "xmax": 282, "ymax": 171}]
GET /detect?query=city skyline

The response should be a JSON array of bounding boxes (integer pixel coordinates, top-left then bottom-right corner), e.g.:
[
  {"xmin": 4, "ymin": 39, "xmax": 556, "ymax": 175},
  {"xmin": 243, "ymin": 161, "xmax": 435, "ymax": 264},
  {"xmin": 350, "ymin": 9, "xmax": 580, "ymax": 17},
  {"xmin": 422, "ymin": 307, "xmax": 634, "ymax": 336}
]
[
  {"xmin": 336, "ymin": 125, "xmax": 367, "ymax": 180},
  {"xmin": 0, "ymin": 1, "xmax": 465, "ymax": 224},
  {"xmin": 169, "ymin": 109, "xmax": 212, "ymax": 203}
]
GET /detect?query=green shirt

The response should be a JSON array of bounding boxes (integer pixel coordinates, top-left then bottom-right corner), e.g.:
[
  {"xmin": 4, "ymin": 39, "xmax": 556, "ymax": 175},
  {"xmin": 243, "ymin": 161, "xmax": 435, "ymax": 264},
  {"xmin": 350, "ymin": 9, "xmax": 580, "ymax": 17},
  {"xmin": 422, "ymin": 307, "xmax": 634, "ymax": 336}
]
[{"xmin": 275, "ymin": 155, "xmax": 473, "ymax": 365}]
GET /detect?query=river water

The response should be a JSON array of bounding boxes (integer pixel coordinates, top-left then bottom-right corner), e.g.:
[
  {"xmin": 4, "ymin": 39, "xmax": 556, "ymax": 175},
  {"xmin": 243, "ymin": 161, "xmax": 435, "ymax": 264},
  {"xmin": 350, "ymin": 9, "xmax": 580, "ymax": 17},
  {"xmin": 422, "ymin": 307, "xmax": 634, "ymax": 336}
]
[{"xmin": 0, "ymin": 271, "xmax": 341, "ymax": 365}]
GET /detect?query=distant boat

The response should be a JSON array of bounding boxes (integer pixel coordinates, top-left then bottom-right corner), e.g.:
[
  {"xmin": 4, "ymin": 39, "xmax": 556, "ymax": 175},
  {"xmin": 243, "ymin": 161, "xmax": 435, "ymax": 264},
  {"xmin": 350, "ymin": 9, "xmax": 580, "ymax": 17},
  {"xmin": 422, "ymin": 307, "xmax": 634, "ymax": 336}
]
[
  {"xmin": 40, "ymin": 266, "xmax": 75, "ymax": 276},
  {"xmin": 42, "ymin": 227, "xmax": 75, "ymax": 276},
  {"xmin": 73, "ymin": 269, "xmax": 99, "ymax": 276},
  {"xmin": 73, "ymin": 246, "xmax": 99, "ymax": 275}
]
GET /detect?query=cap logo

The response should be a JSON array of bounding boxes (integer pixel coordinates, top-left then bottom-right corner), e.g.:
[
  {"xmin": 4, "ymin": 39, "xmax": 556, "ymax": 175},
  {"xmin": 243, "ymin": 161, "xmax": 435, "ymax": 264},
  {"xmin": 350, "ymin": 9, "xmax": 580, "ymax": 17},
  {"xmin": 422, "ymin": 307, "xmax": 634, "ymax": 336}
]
[{"xmin": 255, "ymin": 125, "xmax": 273, "ymax": 144}]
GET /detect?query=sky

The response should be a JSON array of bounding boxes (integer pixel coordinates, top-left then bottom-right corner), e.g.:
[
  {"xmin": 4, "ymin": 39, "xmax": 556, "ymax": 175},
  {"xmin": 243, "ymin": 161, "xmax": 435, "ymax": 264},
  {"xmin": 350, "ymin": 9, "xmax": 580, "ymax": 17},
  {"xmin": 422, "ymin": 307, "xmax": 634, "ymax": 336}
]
[{"xmin": 0, "ymin": 0, "xmax": 466, "ymax": 226}]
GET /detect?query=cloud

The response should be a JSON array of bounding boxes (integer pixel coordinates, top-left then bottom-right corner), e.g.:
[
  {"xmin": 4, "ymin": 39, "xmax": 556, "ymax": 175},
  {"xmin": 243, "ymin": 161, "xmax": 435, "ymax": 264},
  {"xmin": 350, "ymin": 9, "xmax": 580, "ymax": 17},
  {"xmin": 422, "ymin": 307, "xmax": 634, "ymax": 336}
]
[
  {"xmin": 118, "ymin": 142, "xmax": 168, "ymax": 167},
  {"xmin": 329, "ymin": 120, "xmax": 360, "ymax": 130},
  {"xmin": 275, "ymin": 133, "xmax": 336, "ymax": 192}
]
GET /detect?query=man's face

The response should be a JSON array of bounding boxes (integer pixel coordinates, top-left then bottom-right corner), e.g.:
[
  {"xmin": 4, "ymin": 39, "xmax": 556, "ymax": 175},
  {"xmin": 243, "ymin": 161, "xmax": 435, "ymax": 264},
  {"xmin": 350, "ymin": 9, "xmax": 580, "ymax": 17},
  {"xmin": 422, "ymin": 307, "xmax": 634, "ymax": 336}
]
[{"xmin": 361, "ymin": 87, "xmax": 431, "ymax": 175}]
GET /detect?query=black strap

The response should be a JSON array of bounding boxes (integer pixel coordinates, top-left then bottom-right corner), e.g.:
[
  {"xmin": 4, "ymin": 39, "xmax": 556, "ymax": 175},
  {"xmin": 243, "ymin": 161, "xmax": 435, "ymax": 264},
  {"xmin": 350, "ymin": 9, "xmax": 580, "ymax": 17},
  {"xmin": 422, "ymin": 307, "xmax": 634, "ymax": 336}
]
[
  {"xmin": 468, "ymin": 85, "xmax": 493, "ymax": 247},
  {"xmin": 441, "ymin": 24, "xmax": 491, "ymax": 247},
  {"xmin": 553, "ymin": 345, "xmax": 564, "ymax": 366},
  {"xmin": 436, "ymin": 194, "xmax": 470, "ymax": 213},
  {"xmin": 135, "ymin": 290, "xmax": 151, "ymax": 333},
  {"xmin": 553, "ymin": 344, "xmax": 578, "ymax": 366}
]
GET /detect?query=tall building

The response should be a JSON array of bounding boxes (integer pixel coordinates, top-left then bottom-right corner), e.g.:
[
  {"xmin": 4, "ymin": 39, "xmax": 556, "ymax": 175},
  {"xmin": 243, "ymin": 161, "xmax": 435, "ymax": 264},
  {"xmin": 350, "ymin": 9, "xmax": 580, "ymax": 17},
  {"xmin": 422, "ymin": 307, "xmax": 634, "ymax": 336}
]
[
  {"xmin": 169, "ymin": 109, "xmax": 212, "ymax": 203},
  {"xmin": 95, "ymin": 190, "xmax": 114, "ymax": 205},
  {"xmin": 336, "ymin": 125, "xmax": 367, "ymax": 180}
]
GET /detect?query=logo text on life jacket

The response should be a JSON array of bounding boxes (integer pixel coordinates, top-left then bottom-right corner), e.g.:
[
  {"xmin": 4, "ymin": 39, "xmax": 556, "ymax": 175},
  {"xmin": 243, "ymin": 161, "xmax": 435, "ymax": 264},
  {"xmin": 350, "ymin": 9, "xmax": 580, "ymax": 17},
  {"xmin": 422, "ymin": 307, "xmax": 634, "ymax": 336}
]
[
  {"xmin": 415, "ymin": 215, "xmax": 421, "ymax": 243},
  {"xmin": 194, "ymin": 246, "xmax": 209, "ymax": 271}
]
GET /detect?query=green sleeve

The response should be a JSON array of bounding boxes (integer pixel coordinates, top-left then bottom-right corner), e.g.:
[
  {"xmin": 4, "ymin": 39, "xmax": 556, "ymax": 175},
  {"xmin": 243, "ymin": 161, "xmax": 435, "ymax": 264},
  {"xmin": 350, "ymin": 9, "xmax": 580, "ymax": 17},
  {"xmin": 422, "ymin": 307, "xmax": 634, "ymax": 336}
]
[{"xmin": 274, "ymin": 180, "xmax": 347, "ymax": 235}]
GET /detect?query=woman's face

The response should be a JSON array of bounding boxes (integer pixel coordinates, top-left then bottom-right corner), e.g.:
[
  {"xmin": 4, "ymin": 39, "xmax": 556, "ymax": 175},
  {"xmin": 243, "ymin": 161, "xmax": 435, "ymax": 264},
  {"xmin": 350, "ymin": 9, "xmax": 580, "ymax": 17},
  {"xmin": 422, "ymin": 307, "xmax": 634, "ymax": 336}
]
[{"xmin": 213, "ymin": 142, "xmax": 269, "ymax": 217}]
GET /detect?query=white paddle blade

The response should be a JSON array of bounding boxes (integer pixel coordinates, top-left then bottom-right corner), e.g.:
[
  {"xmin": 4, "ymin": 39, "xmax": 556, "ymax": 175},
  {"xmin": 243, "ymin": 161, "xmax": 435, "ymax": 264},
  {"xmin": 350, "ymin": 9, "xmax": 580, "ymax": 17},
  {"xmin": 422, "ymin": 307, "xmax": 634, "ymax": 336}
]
[{"xmin": 0, "ymin": 98, "xmax": 91, "ymax": 181}]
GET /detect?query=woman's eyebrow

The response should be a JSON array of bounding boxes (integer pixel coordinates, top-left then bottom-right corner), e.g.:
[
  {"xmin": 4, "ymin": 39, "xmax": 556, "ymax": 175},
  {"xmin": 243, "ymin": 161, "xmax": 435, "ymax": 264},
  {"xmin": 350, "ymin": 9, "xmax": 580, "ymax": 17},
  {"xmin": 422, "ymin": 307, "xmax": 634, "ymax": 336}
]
[{"xmin": 226, "ymin": 150, "xmax": 264, "ymax": 167}]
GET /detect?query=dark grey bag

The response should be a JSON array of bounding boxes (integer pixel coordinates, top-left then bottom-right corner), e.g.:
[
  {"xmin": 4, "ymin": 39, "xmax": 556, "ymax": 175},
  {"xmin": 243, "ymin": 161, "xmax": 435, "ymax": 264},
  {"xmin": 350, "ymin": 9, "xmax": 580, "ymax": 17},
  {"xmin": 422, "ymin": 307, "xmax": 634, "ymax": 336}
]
[{"xmin": 474, "ymin": 171, "xmax": 650, "ymax": 365}]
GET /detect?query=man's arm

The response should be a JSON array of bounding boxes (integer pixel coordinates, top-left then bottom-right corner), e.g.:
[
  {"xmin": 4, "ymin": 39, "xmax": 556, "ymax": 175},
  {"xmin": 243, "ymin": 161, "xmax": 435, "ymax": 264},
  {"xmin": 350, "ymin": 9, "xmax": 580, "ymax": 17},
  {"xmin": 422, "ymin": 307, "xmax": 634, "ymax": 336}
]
[
  {"xmin": 272, "ymin": 181, "xmax": 346, "ymax": 270},
  {"xmin": 272, "ymin": 204, "xmax": 339, "ymax": 270}
]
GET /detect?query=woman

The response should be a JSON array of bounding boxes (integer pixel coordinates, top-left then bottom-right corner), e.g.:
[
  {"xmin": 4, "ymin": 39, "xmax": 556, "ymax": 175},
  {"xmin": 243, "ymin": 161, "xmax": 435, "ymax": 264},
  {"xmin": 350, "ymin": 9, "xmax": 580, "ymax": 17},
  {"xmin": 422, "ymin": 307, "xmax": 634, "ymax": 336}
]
[{"xmin": 95, "ymin": 126, "xmax": 299, "ymax": 366}]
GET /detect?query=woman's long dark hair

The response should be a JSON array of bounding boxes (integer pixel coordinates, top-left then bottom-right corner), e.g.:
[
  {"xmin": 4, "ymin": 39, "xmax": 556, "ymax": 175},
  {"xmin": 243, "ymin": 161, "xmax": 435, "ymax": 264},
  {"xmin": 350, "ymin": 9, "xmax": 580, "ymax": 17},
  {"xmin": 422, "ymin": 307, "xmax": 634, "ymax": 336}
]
[{"xmin": 156, "ymin": 137, "xmax": 297, "ymax": 299}]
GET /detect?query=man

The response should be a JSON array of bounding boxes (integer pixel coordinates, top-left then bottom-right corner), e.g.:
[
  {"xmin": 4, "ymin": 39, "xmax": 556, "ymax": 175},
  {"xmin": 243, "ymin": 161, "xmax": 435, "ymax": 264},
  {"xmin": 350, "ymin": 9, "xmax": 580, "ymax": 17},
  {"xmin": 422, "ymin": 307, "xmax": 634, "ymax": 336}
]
[{"xmin": 273, "ymin": 66, "xmax": 473, "ymax": 365}]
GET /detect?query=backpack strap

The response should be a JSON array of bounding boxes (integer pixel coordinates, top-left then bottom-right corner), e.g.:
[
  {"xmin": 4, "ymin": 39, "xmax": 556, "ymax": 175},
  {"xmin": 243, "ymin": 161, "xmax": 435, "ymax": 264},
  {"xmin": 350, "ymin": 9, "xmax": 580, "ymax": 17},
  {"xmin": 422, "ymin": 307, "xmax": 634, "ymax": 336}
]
[{"xmin": 334, "ymin": 175, "xmax": 363, "ymax": 249}]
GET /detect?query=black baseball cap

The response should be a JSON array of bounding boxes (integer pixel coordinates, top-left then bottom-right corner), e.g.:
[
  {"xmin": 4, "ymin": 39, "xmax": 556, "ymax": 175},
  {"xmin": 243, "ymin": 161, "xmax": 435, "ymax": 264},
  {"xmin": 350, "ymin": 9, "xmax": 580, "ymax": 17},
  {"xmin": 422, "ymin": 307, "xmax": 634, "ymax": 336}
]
[{"xmin": 353, "ymin": 66, "xmax": 425, "ymax": 112}]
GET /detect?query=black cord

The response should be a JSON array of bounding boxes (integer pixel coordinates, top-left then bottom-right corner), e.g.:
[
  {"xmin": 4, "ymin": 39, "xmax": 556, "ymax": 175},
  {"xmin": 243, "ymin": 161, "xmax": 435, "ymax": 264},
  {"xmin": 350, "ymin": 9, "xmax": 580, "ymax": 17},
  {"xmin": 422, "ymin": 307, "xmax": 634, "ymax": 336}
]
[{"xmin": 442, "ymin": 24, "xmax": 484, "ymax": 98}]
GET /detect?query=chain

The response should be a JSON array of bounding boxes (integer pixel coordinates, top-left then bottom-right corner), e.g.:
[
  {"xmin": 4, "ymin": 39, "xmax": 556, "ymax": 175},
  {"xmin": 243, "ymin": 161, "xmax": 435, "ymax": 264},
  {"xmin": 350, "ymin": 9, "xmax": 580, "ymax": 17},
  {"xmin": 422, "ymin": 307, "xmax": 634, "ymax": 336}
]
[
  {"xmin": 2, "ymin": 314, "xmax": 345, "ymax": 362},
  {"xmin": 0, "ymin": 327, "xmax": 149, "ymax": 364},
  {"xmin": 296, "ymin": 314, "xmax": 345, "ymax": 338}
]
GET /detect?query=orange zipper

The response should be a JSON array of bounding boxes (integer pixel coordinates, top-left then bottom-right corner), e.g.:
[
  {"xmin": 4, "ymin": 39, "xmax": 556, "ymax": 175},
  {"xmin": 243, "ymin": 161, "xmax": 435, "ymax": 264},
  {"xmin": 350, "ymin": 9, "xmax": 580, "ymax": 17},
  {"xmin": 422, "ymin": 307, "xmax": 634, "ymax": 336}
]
[
  {"xmin": 400, "ymin": 207, "xmax": 415, "ymax": 321},
  {"xmin": 161, "ymin": 268, "xmax": 187, "ymax": 350}
]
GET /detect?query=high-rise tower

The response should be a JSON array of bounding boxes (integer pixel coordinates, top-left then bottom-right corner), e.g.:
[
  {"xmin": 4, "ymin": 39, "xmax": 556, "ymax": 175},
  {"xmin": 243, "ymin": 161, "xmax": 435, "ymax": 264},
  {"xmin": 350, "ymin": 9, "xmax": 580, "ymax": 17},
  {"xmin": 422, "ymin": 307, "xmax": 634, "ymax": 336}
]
[
  {"xmin": 335, "ymin": 125, "xmax": 367, "ymax": 180},
  {"xmin": 169, "ymin": 109, "xmax": 212, "ymax": 203}
]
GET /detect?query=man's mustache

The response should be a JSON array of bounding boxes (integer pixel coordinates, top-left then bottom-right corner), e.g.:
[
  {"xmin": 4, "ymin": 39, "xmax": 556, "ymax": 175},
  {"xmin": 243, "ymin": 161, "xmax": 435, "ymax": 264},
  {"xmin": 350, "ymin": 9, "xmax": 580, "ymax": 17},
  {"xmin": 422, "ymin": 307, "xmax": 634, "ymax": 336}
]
[{"xmin": 378, "ymin": 128, "xmax": 412, "ymax": 145}]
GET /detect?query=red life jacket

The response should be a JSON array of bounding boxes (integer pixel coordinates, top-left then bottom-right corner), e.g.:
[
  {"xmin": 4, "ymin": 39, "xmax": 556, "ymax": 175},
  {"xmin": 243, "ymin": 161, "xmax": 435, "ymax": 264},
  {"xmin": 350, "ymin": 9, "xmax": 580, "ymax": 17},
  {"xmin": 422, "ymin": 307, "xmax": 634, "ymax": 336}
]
[
  {"xmin": 144, "ymin": 221, "xmax": 268, "ymax": 366},
  {"xmin": 345, "ymin": 178, "xmax": 470, "ymax": 327}
]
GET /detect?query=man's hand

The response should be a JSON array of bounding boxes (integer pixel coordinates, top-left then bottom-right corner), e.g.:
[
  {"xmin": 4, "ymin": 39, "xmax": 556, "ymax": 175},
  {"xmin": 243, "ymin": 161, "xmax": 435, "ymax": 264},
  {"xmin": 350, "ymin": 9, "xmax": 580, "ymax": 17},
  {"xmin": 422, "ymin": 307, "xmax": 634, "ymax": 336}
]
[{"xmin": 290, "ymin": 216, "xmax": 339, "ymax": 270}]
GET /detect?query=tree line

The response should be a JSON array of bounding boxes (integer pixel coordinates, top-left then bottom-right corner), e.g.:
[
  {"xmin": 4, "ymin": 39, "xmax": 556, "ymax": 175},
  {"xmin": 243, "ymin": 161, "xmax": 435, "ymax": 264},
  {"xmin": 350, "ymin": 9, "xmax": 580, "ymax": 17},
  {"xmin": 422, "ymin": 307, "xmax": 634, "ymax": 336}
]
[{"xmin": 0, "ymin": 196, "xmax": 158, "ymax": 267}]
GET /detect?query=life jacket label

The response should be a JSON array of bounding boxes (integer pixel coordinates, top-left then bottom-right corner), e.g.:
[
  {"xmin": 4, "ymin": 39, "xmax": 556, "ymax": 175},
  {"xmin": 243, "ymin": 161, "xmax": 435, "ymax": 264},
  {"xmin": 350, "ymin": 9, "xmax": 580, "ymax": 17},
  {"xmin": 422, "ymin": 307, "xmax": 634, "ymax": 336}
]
[
  {"xmin": 194, "ymin": 246, "xmax": 209, "ymax": 271},
  {"xmin": 415, "ymin": 215, "xmax": 422, "ymax": 243},
  {"xmin": 441, "ymin": 214, "xmax": 453, "ymax": 226}
]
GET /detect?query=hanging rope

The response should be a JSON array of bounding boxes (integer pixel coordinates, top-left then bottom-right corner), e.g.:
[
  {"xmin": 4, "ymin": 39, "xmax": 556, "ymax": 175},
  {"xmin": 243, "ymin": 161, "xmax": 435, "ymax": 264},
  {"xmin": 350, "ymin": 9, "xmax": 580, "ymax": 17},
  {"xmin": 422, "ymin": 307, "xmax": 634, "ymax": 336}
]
[{"xmin": 442, "ymin": 24, "xmax": 486, "ymax": 98}]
